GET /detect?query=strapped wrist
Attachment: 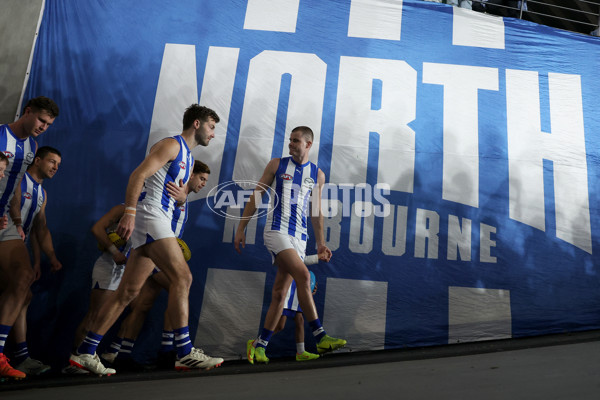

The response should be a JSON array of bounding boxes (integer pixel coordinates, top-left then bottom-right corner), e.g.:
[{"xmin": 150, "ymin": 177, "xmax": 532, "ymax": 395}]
[{"xmin": 107, "ymin": 244, "xmax": 119, "ymax": 256}]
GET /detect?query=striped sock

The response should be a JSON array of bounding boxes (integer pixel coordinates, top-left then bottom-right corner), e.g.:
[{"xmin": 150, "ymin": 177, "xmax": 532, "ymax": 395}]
[
  {"xmin": 160, "ymin": 331, "xmax": 175, "ymax": 353},
  {"xmin": 118, "ymin": 338, "xmax": 135, "ymax": 359},
  {"xmin": 105, "ymin": 337, "xmax": 123, "ymax": 355},
  {"xmin": 13, "ymin": 342, "xmax": 29, "ymax": 365},
  {"xmin": 77, "ymin": 332, "xmax": 103, "ymax": 355},
  {"xmin": 255, "ymin": 328, "xmax": 273, "ymax": 349},
  {"xmin": 309, "ymin": 319, "xmax": 326, "ymax": 342},
  {"xmin": 174, "ymin": 327, "xmax": 193, "ymax": 359},
  {"xmin": 0, "ymin": 325, "xmax": 10, "ymax": 354}
]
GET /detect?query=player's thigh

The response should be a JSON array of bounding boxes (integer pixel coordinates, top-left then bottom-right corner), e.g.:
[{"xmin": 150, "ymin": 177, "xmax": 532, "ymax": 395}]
[
  {"xmin": 142, "ymin": 237, "xmax": 190, "ymax": 284},
  {"xmin": 275, "ymin": 248, "xmax": 310, "ymax": 286},
  {"xmin": 118, "ymin": 249, "xmax": 157, "ymax": 294},
  {"xmin": 0, "ymin": 240, "xmax": 33, "ymax": 287}
]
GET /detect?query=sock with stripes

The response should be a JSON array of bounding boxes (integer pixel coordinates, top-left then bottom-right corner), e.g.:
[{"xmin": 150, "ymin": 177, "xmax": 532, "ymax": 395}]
[
  {"xmin": 117, "ymin": 338, "xmax": 135, "ymax": 359},
  {"xmin": 309, "ymin": 319, "xmax": 326, "ymax": 342},
  {"xmin": 77, "ymin": 332, "xmax": 103, "ymax": 356},
  {"xmin": 105, "ymin": 337, "xmax": 123, "ymax": 356},
  {"xmin": 174, "ymin": 326, "xmax": 193, "ymax": 359},
  {"xmin": 13, "ymin": 342, "xmax": 29, "ymax": 365},
  {"xmin": 160, "ymin": 330, "xmax": 175, "ymax": 353},
  {"xmin": 255, "ymin": 328, "xmax": 273, "ymax": 349},
  {"xmin": 0, "ymin": 325, "xmax": 10, "ymax": 354}
]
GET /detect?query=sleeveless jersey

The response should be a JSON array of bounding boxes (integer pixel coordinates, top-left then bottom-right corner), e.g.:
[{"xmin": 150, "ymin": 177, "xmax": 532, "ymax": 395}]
[
  {"xmin": 0, "ymin": 124, "xmax": 37, "ymax": 215},
  {"xmin": 265, "ymin": 157, "xmax": 318, "ymax": 241},
  {"xmin": 171, "ymin": 200, "xmax": 188, "ymax": 239},
  {"xmin": 20, "ymin": 172, "xmax": 45, "ymax": 240},
  {"xmin": 138, "ymin": 135, "xmax": 193, "ymax": 216}
]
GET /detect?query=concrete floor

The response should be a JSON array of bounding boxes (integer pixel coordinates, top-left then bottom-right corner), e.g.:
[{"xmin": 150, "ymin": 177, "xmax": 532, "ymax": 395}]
[{"xmin": 2, "ymin": 331, "xmax": 599, "ymax": 399}]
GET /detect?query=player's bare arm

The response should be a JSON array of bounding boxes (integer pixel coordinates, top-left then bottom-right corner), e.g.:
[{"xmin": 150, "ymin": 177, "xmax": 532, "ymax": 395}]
[
  {"xmin": 8, "ymin": 179, "xmax": 25, "ymax": 240},
  {"xmin": 32, "ymin": 193, "xmax": 62, "ymax": 272},
  {"xmin": 234, "ymin": 158, "xmax": 279, "ymax": 253},
  {"xmin": 92, "ymin": 204, "xmax": 127, "ymax": 265},
  {"xmin": 117, "ymin": 138, "xmax": 180, "ymax": 240},
  {"xmin": 30, "ymin": 214, "xmax": 43, "ymax": 280},
  {"xmin": 310, "ymin": 168, "xmax": 332, "ymax": 262}
]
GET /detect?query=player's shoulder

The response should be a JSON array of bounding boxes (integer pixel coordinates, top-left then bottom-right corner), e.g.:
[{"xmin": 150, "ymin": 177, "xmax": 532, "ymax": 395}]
[
  {"xmin": 155, "ymin": 136, "xmax": 181, "ymax": 147},
  {"xmin": 267, "ymin": 157, "xmax": 282, "ymax": 169},
  {"xmin": 148, "ymin": 136, "xmax": 181, "ymax": 155}
]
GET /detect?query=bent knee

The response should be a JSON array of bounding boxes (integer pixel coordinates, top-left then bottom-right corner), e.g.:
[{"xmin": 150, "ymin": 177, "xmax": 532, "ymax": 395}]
[
  {"xmin": 170, "ymin": 267, "xmax": 193, "ymax": 289},
  {"xmin": 12, "ymin": 268, "xmax": 35, "ymax": 289},
  {"xmin": 118, "ymin": 286, "xmax": 142, "ymax": 305},
  {"xmin": 271, "ymin": 288, "xmax": 287, "ymax": 305},
  {"xmin": 294, "ymin": 270, "xmax": 311, "ymax": 288}
]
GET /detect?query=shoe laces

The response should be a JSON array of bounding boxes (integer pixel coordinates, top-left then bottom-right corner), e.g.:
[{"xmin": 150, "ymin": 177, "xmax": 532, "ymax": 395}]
[{"xmin": 191, "ymin": 348, "xmax": 209, "ymax": 360}]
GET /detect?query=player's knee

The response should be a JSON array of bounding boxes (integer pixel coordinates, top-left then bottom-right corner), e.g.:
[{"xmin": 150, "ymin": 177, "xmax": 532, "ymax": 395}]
[
  {"xmin": 13, "ymin": 267, "xmax": 35, "ymax": 290},
  {"xmin": 135, "ymin": 297, "xmax": 155, "ymax": 313},
  {"xmin": 295, "ymin": 270, "xmax": 311, "ymax": 289},
  {"xmin": 119, "ymin": 285, "xmax": 141, "ymax": 305},
  {"xmin": 171, "ymin": 267, "xmax": 193, "ymax": 290},
  {"xmin": 271, "ymin": 287, "xmax": 287, "ymax": 305}
]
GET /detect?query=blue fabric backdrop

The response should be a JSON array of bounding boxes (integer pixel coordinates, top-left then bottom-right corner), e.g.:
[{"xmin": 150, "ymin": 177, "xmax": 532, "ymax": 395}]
[{"xmin": 20, "ymin": 0, "xmax": 600, "ymax": 366}]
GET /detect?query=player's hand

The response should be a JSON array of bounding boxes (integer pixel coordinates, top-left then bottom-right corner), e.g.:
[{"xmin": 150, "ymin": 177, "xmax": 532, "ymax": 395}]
[
  {"xmin": 0, "ymin": 215, "xmax": 7, "ymax": 230},
  {"xmin": 50, "ymin": 256, "xmax": 63, "ymax": 272},
  {"xmin": 116, "ymin": 213, "xmax": 135, "ymax": 241},
  {"xmin": 166, "ymin": 179, "xmax": 187, "ymax": 203},
  {"xmin": 317, "ymin": 244, "xmax": 332, "ymax": 262},
  {"xmin": 234, "ymin": 230, "xmax": 246, "ymax": 254},
  {"xmin": 317, "ymin": 248, "xmax": 330, "ymax": 262},
  {"xmin": 112, "ymin": 251, "xmax": 128, "ymax": 265},
  {"xmin": 16, "ymin": 225, "xmax": 26, "ymax": 241},
  {"xmin": 32, "ymin": 262, "xmax": 42, "ymax": 281}
]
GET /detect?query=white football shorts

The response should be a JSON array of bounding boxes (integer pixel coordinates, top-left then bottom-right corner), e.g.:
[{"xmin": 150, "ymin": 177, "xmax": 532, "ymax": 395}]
[
  {"xmin": 130, "ymin": 203, "xmax": 175, "ymax": 249},
  {"xmin": 91, "ymin": 253, "xmax": 125, "ymax": 291},
  {"xmin": 263, "ymin": 230, "xmax": 306, "ymax": 265}
]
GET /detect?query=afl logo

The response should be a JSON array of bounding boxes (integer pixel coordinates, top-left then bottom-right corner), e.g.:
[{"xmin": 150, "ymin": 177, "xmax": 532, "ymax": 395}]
[
  {"xmin": 179, "ymin": 161, "xmax": 186, "ymax": 169},
  {"xmin": 24, "ymin": 192, "xmax": 32, "ymax": 200},
  {"xmin": 281, "ymin": 173, "xmax": 293, "ymax": 181},
  {"xmin": 207, "ymin": 180, "xmax": 280, "ymax": 220},
  {"xmin": 179, "ymin": 205, "xmax": 186, "ymax": 212},
  {"xmin": 3, "ymin": 151, "xmax": 13, "ymax": 158}
]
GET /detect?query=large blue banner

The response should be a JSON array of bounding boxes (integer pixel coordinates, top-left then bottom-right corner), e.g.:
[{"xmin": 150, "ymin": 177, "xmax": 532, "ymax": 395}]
[{"xmin": 23, "ymin": 0, "xmax": 600, "ymax": 365}]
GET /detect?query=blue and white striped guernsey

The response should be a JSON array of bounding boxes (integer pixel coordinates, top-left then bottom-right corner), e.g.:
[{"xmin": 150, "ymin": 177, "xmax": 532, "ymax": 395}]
[
  {"xmin": 19, "ymin": 172, "xmax": 45, "ymax": 240},
  {"xmin": 138, "ymin": 135, "xmax": 193, "ymax": 217},
  {"xmin": 0, "ymin": 124, "xmax": 37, "ymax": 215},
  {"xmin": 171, "ymin": 201, "xmax": 188, "ymax": 239},
  {"xmin": 265, "ymin": 157, "xmax": 318, "ymax": 241}
]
